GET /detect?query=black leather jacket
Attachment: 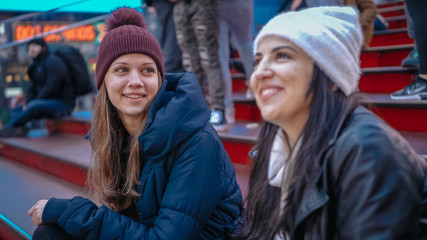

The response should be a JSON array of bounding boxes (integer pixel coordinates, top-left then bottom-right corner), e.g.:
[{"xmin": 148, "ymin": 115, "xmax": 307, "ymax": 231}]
[{"xmin": 292, "ymin": 107, "xmax": 427, "ymax": 240}]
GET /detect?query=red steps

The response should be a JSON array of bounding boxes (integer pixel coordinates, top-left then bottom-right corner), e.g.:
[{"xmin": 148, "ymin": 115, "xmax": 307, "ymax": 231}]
[
  {"xmin": 370, "ymin": 28, "xmax": 413, "ymax": 46},
  {"xmin": 384, "ymin": 15, "xmax": 407, "ymax": 29},
  {"xmin": 0, "ymin": 130, "xmax": 252, "ymax": 193},
  {"xmin": 232, "ymin": 92, "xmax": 427, "ymax": 132},
  {"xmin": 377, "ymin": 0, "xmax": 407, "ymax": 29},
  {"xmin": 377, "ymin": 5, "xmax": 406, "ymax": 17},
  {"xmin": 371, "ymin": 107, "xmax": 427, "ymax": 132},
  {"xmin": 234, "ymin": 66, "xmax": 418, "ymax": 95},
  {"xmin": 363, "ymin": 93, "xmax": 427, "ymax": 132},
  {"xmin": 359, "ymin": 66, "xmax": 416, "ymax": 93},
  {"xmin": 233, "ymin": 103, "xmax": 261, "ymax": 122},
  {"xmin": 360, "ymin": 44, "xmax": 413, "ymax": 68},
  {"xmin": 219, "ymin": 121, "xmax": 260, "ymax": 165},
  {"xmin": 0, "ymin": 213, "xmax": 29, "ymax": 240},
  {"xmin": 0, "ymin": 134, "xmax": 90, "ymax": 187},
  {"xmin": 4, "ymin": 114, "xmax": 425, "ymax": 186},
  {"xmin": 376, "ymin": 0, "xmax": 404, "ymax": 9},
  {"xmin": 45, "ymin": 116, "xmax": 258, "ymax": 165},
  {"xmin": 231, "ymin": 73, "xmax": 247, "ymax": 93},
  {"xmin": 0, "ymin": 157, "xmax": 90, "ymax": 239},
  {"xmin": 1, "ymin": 144, "xmax": 87, "ymax": 187},
  {"xmin": 46, "ymin": 117, "xmax": 90, "ymax": 136}
]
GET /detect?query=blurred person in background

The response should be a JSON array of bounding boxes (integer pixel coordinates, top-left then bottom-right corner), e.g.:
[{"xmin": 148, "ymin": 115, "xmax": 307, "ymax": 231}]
[
  {"xmin": 218, "ymin": 0, "xmax": 254, "ymax": 124},
  {"xmin": 143, "ymin": 0, "xmax": 184, "ymax": 73},
  {"xmin": 391, "ymin": 0, "xmax": 427, "ymax": 99},
  {"xmin": 0, "ymin": 38, "xmax": 75, "ymax": 138},
  {"xmin": 173, "ymin": 0, "xmax": 228, "ymax": 128}
]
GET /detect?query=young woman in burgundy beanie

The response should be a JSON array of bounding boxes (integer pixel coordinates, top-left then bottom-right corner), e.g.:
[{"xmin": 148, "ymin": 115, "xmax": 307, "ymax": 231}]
[{"xmin": 28, "ymin": 7, "xmax": 243, "ymax": 239}]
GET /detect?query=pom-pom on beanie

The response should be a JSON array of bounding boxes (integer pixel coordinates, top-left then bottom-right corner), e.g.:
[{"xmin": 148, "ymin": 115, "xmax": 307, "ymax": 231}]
[
  {"xmin": 254, "ymin": 6, "xmax": 363, "ymax": 96},
  {"xmin": 95, "ymin": 7, "xmax": 164, "ymax": 90}
]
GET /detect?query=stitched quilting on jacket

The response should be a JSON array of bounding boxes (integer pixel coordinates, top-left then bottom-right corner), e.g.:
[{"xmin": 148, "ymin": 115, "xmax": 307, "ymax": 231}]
[{"xmin": 42, "ymin": 72, "xmax": 243, "ymax": 239}]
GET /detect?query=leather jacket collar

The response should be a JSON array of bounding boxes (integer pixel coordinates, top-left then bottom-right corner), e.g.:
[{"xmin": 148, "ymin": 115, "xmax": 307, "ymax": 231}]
[{"xmin": 293, "ymin": 107, "xmax": 357, "ymax": 230}]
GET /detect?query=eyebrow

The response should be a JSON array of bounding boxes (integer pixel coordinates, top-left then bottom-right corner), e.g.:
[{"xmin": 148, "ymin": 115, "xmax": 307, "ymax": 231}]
[
  {"xmin": 272, "ymin": 45, "xmax": 297, "ymax": 53},
  {"xmin": 111, "ymin": 61, "xmax": 156, "ymax": 66},
  {"xmin": 255, "ymin": 45, "xmax": 298, "ymax": 56}
]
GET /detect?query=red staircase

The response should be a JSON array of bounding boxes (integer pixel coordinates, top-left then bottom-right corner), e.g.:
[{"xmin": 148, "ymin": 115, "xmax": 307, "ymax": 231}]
[{"xmin": 0, "ymin": 1, "xmax": 426, "ymax": 238}]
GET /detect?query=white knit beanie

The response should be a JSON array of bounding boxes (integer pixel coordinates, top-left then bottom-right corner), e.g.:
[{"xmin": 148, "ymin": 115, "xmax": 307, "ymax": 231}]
[{"xmin": 254, "ymin": 6, "xmax": 363, "ymax": 96}]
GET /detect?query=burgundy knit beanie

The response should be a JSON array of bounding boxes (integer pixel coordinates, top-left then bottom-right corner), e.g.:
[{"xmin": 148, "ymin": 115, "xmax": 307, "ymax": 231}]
[{"xmin": 95, "ymin": 7, "xmax": 164, "ymax": 90}]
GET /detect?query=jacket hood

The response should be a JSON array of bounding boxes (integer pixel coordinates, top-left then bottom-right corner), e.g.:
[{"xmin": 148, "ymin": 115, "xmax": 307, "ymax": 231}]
[{"xmin": 139, "ymin": 72, "xmax": 211, "ymax": 161}]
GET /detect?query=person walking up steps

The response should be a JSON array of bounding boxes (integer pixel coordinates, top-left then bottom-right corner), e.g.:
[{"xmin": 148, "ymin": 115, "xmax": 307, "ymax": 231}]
[
  {"xmin": 173, "ymin": 0, "xmax": 228, "ymax": 128},
  {"xmin": 391, "ymin": 0, "xmax": 427, "ymax": 100}
]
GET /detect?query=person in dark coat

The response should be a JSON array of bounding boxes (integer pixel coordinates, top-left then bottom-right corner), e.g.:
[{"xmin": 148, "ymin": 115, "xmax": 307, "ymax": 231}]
[
  {"xmin": 173, "ymin": 0, "xmax": 228, "ymax": 127},
  {"xmin": 28, "ymin": 7, "xmax": 243, "ymax": 240},
  {"xmin": 236, "ymin": 6, "xmax": 427, "ymax": 239},
  {"xmin": 143, "ymin": 0, "xmax": 184, "ymax": 73},
  {"xmin": 0, "ymin": 38, "xmax": 75, "ymax": 137}
]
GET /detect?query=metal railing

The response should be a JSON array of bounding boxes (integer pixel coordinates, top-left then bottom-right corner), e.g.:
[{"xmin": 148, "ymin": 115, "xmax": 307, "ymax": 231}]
[
  {"xmin": 0, "ymin": 14, "xmax": 109, "ymax": 50},
  {"xmin": 0, "ymin": 0, "xmax": 109, "ymax": 50}
]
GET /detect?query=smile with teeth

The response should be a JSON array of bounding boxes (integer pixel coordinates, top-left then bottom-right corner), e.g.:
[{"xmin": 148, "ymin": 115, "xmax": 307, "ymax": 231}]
[
  {"xmin": 260, "ymin": 88, "xmax": 279, "ymax": 97},
  {"xmin": 124, "ymin": 94, "xmax": 144, "ymax": 99}
]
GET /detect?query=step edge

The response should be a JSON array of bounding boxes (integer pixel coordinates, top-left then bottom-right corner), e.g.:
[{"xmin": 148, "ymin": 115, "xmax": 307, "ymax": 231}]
[
  {"xmin": 361, "ymin": 66, "xmax": 417, "ymax": 74},
  {"xmin": 376, "ymin": 0, "xmax": 404, "ymax": 8},
  {"xmin": 362, "ymin": 43, "xmax": 414, "ymax": 53},
  {"xmin": 0, "ymin": 214, "xmax": 31, "ymax": 240},
  {"xmin": 377, "ymin": 5, "xmax": 405, "ymax": 14},
  {"xmin": 384, "ymin": 15, "xmax": 407, "ymax": 21},
  {"xmin": 374, "ymin": 27, "xmax": 407, "ymax": 35},
  {"xmin": 0, "ymin": 138, "xmax": 88, "ymax": 170},
  {"xmin": 232, "ymin": 93, "xmax": 427, "ymax": 108}
]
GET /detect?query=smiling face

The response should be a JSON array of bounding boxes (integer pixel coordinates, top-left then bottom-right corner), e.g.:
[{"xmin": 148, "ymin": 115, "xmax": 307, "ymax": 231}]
[
  {"xmin": 104, "ymin": 53, "xmax": 160, "ymax": 127},
  {"xmin": 250, "ymin": 36, "xmax": 314, "ymax": 136}
]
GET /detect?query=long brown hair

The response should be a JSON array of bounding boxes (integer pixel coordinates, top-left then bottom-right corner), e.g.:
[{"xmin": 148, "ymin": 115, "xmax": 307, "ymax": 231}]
[{"xmin": 88, "ymin": 70, "xmax": 162, "ymax": 211}]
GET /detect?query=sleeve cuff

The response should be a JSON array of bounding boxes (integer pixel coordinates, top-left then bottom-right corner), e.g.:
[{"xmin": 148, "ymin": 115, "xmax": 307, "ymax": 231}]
[{"xmin": 42, "ymin": 198, "xmax": 70, "ymax": 224}]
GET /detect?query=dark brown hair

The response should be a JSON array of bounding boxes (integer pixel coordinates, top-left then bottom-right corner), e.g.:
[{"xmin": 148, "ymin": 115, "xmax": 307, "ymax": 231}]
[{"xmin": 237, "ymin": 65, "xmax": 360, "ymax": 239}]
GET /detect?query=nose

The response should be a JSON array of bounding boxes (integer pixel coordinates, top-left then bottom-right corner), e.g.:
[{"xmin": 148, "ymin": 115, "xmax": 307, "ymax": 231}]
[
  {"xmin": 251, "ymin": 58, "xmax": 273, "ymax": 82},
  {"xmin": 127, "ymin": 70, "xmax": 144, "ymax": 87}
]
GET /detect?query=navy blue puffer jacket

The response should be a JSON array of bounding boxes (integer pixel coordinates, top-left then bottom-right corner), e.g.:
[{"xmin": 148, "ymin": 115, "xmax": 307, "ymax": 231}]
[{"xmin": 42, "ymin": 72, "xmax": 243, "ymax": 239}]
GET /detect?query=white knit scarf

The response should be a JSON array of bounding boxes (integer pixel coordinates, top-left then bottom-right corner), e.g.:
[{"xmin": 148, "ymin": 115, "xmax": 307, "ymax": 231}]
[{"xmin": 268, "ymin": 130, "xmax": 302, "ymax": 240}]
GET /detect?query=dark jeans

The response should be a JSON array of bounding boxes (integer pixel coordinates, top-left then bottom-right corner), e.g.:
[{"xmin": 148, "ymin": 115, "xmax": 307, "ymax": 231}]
[
  {"xmin": 174, "ymin": 0, "xmax": 225, "ymax": 110},
  {"xmin": 6, "ymin": 99, "xmax": 73, "ymax": 128},
  {"xmin": 405, "ymin": 0, "xmax": 427, "ymax": 74},
  {"xmin": 152, "ymin": 0, "xmax": 184, "ymax": 73},
  {"xmin": 218, "ymin": 0, "xmax": 254, "ymax": 119},
  {"xmin": 32, "ymin": 224, "xmax": 76, "ymax": 240}
]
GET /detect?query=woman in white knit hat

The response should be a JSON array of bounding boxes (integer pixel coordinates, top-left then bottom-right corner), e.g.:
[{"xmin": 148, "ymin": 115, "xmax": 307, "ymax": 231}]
[{"xmin": 236, "ymin": 6, "xmax": 426, "ymax": 240}]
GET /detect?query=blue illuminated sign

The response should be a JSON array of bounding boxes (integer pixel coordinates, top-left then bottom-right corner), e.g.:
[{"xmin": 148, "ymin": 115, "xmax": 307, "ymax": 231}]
[{"xmin": 0, "ymin": 0, "xmax": 142, "ymax": 13}]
